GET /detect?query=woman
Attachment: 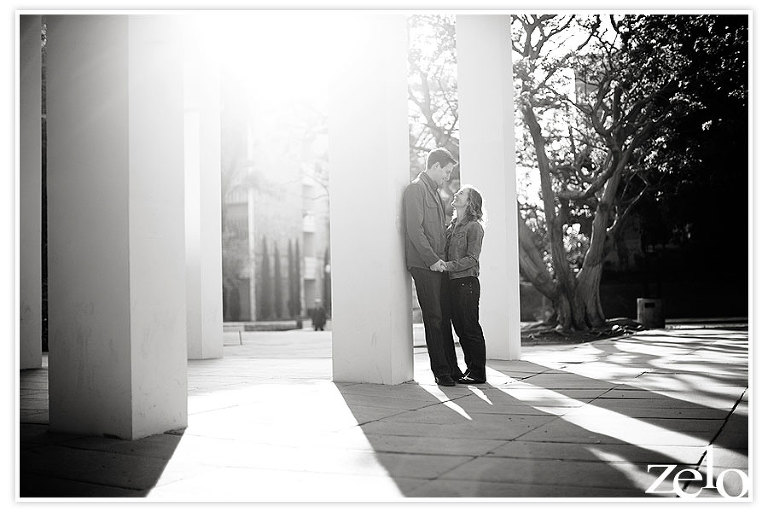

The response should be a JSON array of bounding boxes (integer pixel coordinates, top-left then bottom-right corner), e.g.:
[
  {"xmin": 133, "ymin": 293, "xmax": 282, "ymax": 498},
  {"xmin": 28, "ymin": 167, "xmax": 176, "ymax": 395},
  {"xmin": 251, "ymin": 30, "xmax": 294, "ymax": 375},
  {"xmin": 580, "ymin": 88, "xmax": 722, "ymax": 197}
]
[{"xmin": 443, "ymin": 185, "xmax": 487, "ymax": 385}]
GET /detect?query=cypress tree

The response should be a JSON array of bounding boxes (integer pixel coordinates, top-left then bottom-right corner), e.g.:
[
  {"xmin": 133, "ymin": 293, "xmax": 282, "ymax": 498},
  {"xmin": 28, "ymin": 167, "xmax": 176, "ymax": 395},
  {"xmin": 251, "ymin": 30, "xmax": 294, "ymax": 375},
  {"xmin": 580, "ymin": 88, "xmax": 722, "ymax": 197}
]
[
  {"xmin": 293, "ymin": 239, "xmax": 302, "ymax": 316},
  {"xmin": 287, "ymin": 240, "xmax": 296, "ymax": 317},
  {"xmin": 260, "ymin": 236, "xmax": 272, "ymax": 320},
  {"xmin": 274, "ymin": 242, "xmax": 283, "ymax": 320},
  {"xmin": 323, "ymin": 246, "xmax": 331, "ymax": 317}
]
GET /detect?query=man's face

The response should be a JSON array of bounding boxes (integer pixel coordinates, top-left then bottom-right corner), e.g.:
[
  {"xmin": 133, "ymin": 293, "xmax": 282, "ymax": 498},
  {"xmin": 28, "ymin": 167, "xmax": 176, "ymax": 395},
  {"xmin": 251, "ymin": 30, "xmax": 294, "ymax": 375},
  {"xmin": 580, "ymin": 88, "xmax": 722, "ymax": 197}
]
[
  {"xmin": 429, "ymin": 162, "xmax": 454, "ymax": 183},
  {"xmin": 440, "ymin": 163, "xmax": 455, "ymax": 182}
]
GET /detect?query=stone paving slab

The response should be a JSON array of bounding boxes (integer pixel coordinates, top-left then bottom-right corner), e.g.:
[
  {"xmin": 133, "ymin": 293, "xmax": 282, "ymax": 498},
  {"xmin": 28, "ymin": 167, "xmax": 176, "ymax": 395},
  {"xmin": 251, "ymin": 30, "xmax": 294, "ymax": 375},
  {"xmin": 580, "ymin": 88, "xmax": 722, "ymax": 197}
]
[
  {"xmin": 479, "ymin": 386, "xmax": 609, "ymax": 400},
  {"xmin": 485, "ymin": 388, "xmax": 600, "ymax": 408},
  {"xmin": 21, "ymin": 445, "xmax": 172, "ymax": 492},
  {"xmin": 18, "ymin": 398, "xmax": 48, "ymax": 410},
  {"xmin": 504, "ymin": 374, "xmax": 617, "ymax": 390},
  {"xmin": 19, "ymin": 410, "xmax": 49, "ymax": 424},
  {"xmin": 373, "ymin": 452, "xmax": 475, "ymax": 479},
  {"xmin": 620, "ymin": 374, "xmax": 748, "ymax": 390},
  {"xmin": 587, "ymin": 397, "xmax": 737, "ymax": 410},
  {"xmin": 436, "ymin": 456, "xmax": 662, "ymax": 491},
  {"xmin": 381, "ymin": 404, "xmax": 551, "ymax": 423},
  {"xmin": 59, "ymin": 433, "xmax": 185, "ymax": 460},
  {"xmin": 335, "ymin": 392, "xmax": 442, "ymax": 411},
  {"xmin": 487, "ymin": 440, "xmax": 706, "ymax": 465},
  {"xmin": 365, "ymin": 414, "xmax": 555, "ymax": 441},
  {"xmin": 562, "ymin": 405, "xmax": 730, "ymax": 420},
  {"xmin": 20, "ymin": 389, "xmax": 48, "ymax": 397},
  {"xmin": 516, "ymin": 417, "xmax": 715, "ymax": 447},
  {"xmin": 599, "ymin": 388, "xmax": 699, "ymax": 399},
  {"xmin": 149, "ymin": 466, "xmax": 430, "ymax": 500},
  {"xmin": 356, "ymin": 433, "xmax": 507, "ymax": 456},
  {"xmin": 484, "ymin": 360, "xmax": 553, "ymax": 372},
  {"xmin": 606, "ymin": 390, "xmax": 747, "ymax": 410},
  {"xmin": 19, "ymin": 424, "xmax": 89, "ymax": 446},
  {"xmin": 556, "ymin": 364, "xmax": 650, "ymax": 381},
  {"xmin": 21, "ymin": 475, "xmax": 147, "ymax": 498},
  {"xmin": 407, "ymin": 479, "xmax": 647, "ymax": 498},
  {"xmin": 339, "ymin": 382, "xmax": 473, "ymax": 401},
  {"xmin": 445, "ymin": 400, "xmax": 575, "ymax": 417},
  {"xmin": 713, "ymin": 401, "xmax": 748, "ymax": 453}
]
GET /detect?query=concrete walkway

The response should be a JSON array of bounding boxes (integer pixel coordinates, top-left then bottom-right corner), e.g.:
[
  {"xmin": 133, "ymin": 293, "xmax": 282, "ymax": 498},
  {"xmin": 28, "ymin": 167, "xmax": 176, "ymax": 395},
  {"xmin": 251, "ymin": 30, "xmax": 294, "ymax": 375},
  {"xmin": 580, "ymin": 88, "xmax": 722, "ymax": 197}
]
[{"xmin": 18, "ymin": 324, "xmax": 749, "ymax": 500}]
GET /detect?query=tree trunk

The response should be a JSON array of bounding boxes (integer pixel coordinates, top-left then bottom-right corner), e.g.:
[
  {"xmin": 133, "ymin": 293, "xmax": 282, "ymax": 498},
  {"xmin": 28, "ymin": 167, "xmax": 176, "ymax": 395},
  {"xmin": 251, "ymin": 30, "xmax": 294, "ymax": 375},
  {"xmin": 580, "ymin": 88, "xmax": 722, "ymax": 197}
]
[
  {"xmin": 521, "ymin": 104, "xmax": 583, "ymax": 331},
  {"xmin": 572, "ymin": 162, "xmax": 623, "ymax": 329},
  {"xmin": 517, "ymin": 214, "xmax": 559, "ymax": 299},
  {"xmin": 575, "ymin": 262, "xmax": 605, "ymax": 327}
]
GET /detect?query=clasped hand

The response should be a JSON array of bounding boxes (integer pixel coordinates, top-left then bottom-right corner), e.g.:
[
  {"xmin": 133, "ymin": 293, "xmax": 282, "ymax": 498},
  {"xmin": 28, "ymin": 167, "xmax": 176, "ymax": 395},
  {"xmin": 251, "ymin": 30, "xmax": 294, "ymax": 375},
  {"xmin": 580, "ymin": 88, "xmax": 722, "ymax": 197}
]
[{"xmin": 430, "ymin": 260, "xmax": 448, "ymax": 272}]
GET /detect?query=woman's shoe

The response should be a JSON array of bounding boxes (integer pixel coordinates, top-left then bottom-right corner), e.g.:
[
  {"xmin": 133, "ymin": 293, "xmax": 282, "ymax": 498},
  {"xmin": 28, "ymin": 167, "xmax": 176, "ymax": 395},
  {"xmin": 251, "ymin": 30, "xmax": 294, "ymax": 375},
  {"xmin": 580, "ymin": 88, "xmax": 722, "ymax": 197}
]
[{"xmin": 457, "ymin": 375, "xmax": 485, "ymax": 385}]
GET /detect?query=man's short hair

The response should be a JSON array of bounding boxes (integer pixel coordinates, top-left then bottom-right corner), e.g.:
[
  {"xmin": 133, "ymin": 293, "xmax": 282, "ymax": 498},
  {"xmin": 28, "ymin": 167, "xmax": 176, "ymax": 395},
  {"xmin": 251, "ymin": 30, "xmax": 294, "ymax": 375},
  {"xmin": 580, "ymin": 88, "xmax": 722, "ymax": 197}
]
[{"xmin": 426, "ymin": 148, "xmax": 457, "ymax": 169}]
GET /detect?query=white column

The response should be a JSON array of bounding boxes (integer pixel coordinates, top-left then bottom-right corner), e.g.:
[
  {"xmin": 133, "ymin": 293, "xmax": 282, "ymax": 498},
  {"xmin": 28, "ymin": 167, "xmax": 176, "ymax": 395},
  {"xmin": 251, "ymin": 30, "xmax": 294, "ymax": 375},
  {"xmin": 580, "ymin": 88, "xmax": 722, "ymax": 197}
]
[
  {"xmin": 328, "ymin": 14, "xmax": 413, "ymax": 384},
  {"xmin": 456, "ymin": 15, "xmax": 521, "ymax": 360},
  {"xmin": 19, "ymin": 15, "xmax": 43, "ymax": 370},
  {"xmin": 46, "ymin": 15, "xmax": 187, "ymax": 439},
  {"xmin": 184, "ymin": 23, "xmax": 224, "ymax": 360}
]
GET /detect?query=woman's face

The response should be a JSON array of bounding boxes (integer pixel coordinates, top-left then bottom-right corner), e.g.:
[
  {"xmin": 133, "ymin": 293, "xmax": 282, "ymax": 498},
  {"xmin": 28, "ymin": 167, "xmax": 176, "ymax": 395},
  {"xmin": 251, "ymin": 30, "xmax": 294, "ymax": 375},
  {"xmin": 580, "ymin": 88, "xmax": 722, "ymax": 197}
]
[{"xmin": 451, "ymin": 188, "xmax": 470, "ymax": 208}]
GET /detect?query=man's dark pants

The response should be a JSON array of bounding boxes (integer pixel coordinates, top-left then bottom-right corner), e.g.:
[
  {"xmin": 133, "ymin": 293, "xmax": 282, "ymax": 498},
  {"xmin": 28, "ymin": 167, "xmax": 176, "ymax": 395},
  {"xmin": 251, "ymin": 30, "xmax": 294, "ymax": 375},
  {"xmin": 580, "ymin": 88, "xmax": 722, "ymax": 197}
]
[{"xmin": 410, "ymin": 267, "xmax": 461, "ymax": 380}]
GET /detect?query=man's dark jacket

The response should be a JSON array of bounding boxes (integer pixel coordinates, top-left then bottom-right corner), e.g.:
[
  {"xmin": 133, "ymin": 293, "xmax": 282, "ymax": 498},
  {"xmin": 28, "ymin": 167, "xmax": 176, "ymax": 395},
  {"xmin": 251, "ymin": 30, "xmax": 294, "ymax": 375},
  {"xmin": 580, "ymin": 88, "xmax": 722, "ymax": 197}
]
[{"xmin": 404, "ymin": 172, "xmax": 447, "ymax": 270}]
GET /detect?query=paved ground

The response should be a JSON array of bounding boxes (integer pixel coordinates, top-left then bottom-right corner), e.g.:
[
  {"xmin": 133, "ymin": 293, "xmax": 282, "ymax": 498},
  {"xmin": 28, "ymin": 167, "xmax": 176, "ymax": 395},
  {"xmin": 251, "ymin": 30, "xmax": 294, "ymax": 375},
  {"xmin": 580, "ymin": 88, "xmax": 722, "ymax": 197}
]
[{"xmin": 18, "ymin": 324, "xmax": 749, "ymax": 500}]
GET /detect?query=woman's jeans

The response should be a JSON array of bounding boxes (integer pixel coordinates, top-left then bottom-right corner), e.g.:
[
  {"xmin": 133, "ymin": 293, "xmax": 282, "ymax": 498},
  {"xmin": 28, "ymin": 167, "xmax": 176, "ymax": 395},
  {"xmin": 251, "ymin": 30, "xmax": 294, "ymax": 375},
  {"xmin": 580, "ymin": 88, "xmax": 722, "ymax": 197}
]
[{"xmin": 449, "ymin": 276, "xmax": 486, "ymax": 380}]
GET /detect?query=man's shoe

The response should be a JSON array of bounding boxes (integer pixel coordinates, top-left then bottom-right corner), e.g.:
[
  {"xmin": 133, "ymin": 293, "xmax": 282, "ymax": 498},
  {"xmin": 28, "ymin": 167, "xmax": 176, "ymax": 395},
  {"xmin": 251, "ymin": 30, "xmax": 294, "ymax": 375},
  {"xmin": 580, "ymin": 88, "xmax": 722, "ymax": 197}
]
[
  {"xmin": 458, "ymin": 375, "xmax": 485, "ymax": 385},
  {"xmin": 435, "ymin": 375, "xmax": 456, "ymax": 387}
]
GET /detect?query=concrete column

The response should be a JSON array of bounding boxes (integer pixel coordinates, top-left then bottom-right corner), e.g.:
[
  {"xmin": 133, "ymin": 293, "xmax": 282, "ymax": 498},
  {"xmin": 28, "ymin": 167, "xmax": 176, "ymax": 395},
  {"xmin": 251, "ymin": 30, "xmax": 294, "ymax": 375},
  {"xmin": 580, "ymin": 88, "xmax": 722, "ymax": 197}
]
[
  {"xmin": 328, "ymin": 14, "xmax": 413, "ymax": 384},
  {"xmin": 184, "ymin": 25, "xmax": 224, "ymax": 359},
  {"xmin": 46, "ymin": 15, "xmax": 187, "ymax": 439},
  {"xmin": 20, "ymin": 15, "xmax": 43, "ymax": 370},
  {"xmin": 456, "ymin": 15, "xmax": 521, "ymax": 360}
]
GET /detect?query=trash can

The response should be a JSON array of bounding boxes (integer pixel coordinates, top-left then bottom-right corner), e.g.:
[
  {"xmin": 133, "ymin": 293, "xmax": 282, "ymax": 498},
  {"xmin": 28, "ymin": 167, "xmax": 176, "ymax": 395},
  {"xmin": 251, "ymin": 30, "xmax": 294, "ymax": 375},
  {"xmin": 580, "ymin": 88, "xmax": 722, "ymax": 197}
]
[{"xmin": 637, "ymin": 298, "xmax": 664, "ymax": 328}]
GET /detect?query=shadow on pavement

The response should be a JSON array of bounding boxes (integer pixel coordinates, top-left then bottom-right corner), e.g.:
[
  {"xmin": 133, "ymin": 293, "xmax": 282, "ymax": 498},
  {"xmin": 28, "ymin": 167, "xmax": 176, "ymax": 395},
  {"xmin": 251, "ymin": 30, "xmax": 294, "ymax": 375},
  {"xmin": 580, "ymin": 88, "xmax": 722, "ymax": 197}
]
[
  {"xmin": 335, "ymin": 333, "xmax": 748, "ymax": 498},
  {"xmin": 19, "ymin": 392, "xmax": 183, "ymax": 498}
]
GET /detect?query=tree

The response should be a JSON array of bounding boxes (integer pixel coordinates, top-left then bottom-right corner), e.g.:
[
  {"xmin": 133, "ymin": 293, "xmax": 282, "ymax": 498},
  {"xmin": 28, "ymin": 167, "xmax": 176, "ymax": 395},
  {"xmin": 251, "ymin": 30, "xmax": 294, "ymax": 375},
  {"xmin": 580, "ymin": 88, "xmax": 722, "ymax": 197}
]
[
  {"xmin": 615, "ymin": 15, "xmax": 748, "ymax": 277},
  {"xmin": 293, "ymin": 239, "xmax": 302, "ymax": 317},
  {"xmin": 259, "ymin": 236, "xmax": 273, "ymax": 320},
  {"xmin": 286, "ymin": 239, "xmax": 302, "ymax": 318},
  {"xmin": 513, "ymin": 14, "xmax": 747, "ymax": 330},
  {"xmin": 287, "ymin": 240, "xmax": 295, "ymax": 317},
  {"xmin": 323, "ymin": 246, "xmax": 331, "ymax": 317},
  {"xmin": 408, "ymin": 15, "xmax": 459, "ymax": 178},
  {"xmin": 273, "ymin": 242, "xmax": 283, "ymax": 320}
]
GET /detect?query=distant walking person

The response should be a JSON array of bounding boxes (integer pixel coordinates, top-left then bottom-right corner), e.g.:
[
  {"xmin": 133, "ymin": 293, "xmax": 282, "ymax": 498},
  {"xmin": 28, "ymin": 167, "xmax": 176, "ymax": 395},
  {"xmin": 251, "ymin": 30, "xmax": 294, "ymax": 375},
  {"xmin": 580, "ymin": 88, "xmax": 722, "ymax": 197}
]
[
  {"xmin": 444, "ymin": 185, "xmax": 487, "ymax": 384},
  {"xmin": 404, "ymin": 148, "xmax": 463, "ymax": 387},
  {"xmin": 311, "ymin": 299, "xmax": 327, "ymax": 331}
]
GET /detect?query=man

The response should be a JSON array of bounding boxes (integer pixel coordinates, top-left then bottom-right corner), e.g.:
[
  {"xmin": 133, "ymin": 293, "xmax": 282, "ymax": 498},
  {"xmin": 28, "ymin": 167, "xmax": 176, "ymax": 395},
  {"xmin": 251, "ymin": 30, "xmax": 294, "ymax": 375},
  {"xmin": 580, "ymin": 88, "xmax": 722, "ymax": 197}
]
[
  {"xmin": 311, "ymin": 298, "xmax": 327, "ymax": 331},
  {"xmin": 404, "ymin": 148, "xmax": 463, "ymax": 386}
]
